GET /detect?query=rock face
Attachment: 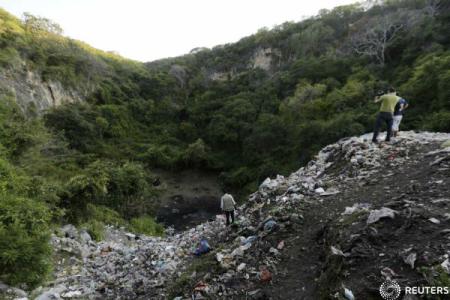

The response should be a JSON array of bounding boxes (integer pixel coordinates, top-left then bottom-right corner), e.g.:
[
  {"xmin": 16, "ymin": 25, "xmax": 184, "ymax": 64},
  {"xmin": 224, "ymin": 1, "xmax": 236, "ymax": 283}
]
[
  {"xmin": 6, "ymin": 131, "xmax": 450, "ymax": 300},
  {"xmin": 0, "ymin": 66, "xmax": 87, "ymax": 114},
  {"xmin": 250, "ymin": 48, "xmax": 280, "ymax": 71}
]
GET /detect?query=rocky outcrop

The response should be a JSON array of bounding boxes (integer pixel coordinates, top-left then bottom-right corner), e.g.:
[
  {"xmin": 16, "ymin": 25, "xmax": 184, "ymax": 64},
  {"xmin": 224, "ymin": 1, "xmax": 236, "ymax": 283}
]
[
  {"xmin": 250, "ymin": 48, "xmax": 281, "ymax": 71},
  {"xmin": 0, "ymin": 66, "xmax": 87, "ymax": 114}
]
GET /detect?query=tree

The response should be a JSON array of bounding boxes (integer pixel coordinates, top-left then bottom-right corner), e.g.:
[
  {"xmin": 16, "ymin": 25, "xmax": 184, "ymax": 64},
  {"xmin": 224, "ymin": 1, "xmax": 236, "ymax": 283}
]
[
  {"xmin": 23, "ymin": 12, "xmax": 63, "ymax": 35},
  {"xmin": 351, "ymin": 14, "xmax": 405, "ymax": 65},
  {"xmin": 0, "ymin": 195, "xmax": 52, "ymax": 287}
]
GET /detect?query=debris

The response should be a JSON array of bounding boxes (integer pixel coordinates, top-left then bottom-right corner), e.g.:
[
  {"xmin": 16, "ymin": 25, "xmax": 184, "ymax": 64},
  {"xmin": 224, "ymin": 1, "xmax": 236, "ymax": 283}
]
[
  {"xmin": 344, "ymin": 287, "xmax": 355, "ymax": 300},
  {"xmin": 342, "ymin": 203, "xmax": 371, "ymax": 215},
  {"xmin": 428, "ymin": 218, "xmax": 441, "ymax": 224},
  {"xmin": 242, "ymin": 236, "xmax": 257, "ymax": 245},
  {"xmin": 320, "ymin": 188, "xmax": 340, "ymax": 196},
  {"xmin": 259, "ymin": 268, "xmax": 272, "ymax": 283},
  {"xmin": 404, "ymin": 253, "xmax": 417, "ymax": 269},
  {"xmin": 193, "ymin": 239, "xmax": 212, "ymax": 256},
  {"xmin": 441, "ymin": 259, "xmax": 450, "ymax": 274},
  {"xmin": 425, "ymin": 147, "xmax": 450, "ymax": 156},
  {"xmin": 269, "ymin": 247, "xmax": 280, "ymax": 256},
  {"xmin": 192, "ymin": 281, "xmax": 209, "ymax": 299},
  {"xmin": 237, "ymin": 263, "xmax": 246, "ymax": 272},
  {"xmin": 21, "ymin": 131, "xmax": 450, "ymax": 299},
  {"xmin": 277, "ymin": 240, "xmax": 285, "ymax": 250},
  {"xmin": 367, "ymin": 207, "xmax": 397, "ymax": 224},
  {"xmin": 263, "ymin": 220, "xmax": 278, "ymax": 232},
  {"xmin": 331, "ymin": 246, "xmax": 349, "ymax": 257},
  {"xmin": 315, "ymin": 187, "xmax": 325, "ymax": 194},
  {"xmin": 381, "ymin": 267, "xmax": 398, "ymax": 279},
  {"xmin": 248, "ymin": 289, "xmax": 262, "ymax": 297}
]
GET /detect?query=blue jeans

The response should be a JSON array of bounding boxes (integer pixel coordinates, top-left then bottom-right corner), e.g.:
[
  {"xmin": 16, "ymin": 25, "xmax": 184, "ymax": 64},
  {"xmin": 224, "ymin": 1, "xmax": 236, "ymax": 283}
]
[{"xmin": 372, "ymin": 112, "xmax": 393, "ymax": 142}]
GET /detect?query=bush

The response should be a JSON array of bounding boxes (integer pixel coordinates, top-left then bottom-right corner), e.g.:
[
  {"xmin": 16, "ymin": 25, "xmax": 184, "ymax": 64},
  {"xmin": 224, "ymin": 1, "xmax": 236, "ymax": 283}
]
[
  {"xmin": 128, "ymin": 216, "xmax": 164, "ymax": 236},
  {"xmin": 140, "ymin": 144, "xmax": 183, "ymax": 169},
  {"xmin": 82, "ymin": 220, "xmax": 105, "ymax": 241},
  {"xmin": 422, "ymin": 111, "xmax": 450, "ymax": 132},
  {"xmin": 182, "ymin": 138, "xmax": 209, "ymax": 167},
  {"xmin": 86, "ymin": 203, "xmax": 125, "ymax": 227},
  {"xmin": 0, "ymin": 195, "xmax": 52, "ymax": 287}
]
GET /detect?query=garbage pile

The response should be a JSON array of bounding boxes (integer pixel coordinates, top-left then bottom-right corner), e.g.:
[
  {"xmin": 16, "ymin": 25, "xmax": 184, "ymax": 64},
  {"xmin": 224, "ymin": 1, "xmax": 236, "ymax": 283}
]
[{"xmin": 2, "ymin": 131, "xmax": 449, "ymax": 300}]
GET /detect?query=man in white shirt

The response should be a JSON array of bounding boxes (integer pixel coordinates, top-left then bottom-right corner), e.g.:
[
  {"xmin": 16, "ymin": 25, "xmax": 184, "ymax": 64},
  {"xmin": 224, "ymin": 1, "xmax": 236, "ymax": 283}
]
[{"xmin": 220, "ymin": 192, "xmax": 236, "ymax": 226}]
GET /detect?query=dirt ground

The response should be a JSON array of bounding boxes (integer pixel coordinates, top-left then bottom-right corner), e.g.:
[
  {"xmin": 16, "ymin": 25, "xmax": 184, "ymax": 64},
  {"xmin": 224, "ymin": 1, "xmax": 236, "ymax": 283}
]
[{"xmin": 255, "ymin": 142, "xmax": 450, "ymax": 299}]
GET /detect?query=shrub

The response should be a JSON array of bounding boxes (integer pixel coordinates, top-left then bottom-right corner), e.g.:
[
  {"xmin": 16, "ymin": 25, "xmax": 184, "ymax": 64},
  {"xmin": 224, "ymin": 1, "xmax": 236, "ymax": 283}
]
[
  {"xmin": 86, "ymin": 203, "xmax": 125, "ymax": 227},
  {"xmin": 0, "ymin": 195, "xmax": 52, "ymax": 287},
  {"xmin": 82, "ymin": 220, "xmax": 105, "ymax": 242},
  {"xmin": 128, "ymin": 216, "xmax": 164, "ymax": 236},
  {"xmin": 422, "ymin": 111, "xmax": 450, "ymax": 132}
]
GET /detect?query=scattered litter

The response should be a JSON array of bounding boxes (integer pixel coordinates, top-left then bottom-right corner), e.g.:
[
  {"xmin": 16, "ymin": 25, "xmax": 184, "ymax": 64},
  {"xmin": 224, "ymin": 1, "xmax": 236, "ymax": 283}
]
[
  {"xmin": 381, "ymin": 267, "xmax": 398, "ymax": 279},
  {"xmin": 315, "ymin": 187, "xmax": 325, "ymax": 194},
  {"xmin": 237, "ymin": 263, "xmax": 246, "ymax": 272},
  {"xmin": 367, "ymin": 208, "xmax": 397, "ymax": 224},
  {"xmin": 404, "ymin": 253, "xmax": 417, "ymax": 269},
  {"xmin": 193, "ymin": 239, "xmax": 212, "ymax": 256},
  {"xmin": 344, "ymin": 287, "xmax": 355, "ymax": 300},
  {"xmin": 331, "ymin": 246, "xmax": 349, "ymax": 257},
  {"xmin": 429, "ymin": 218, "xmax": 441, "ymax": 224},
  {"xmin": 277, "ymin": 240, "xmax": 285, "ymax": 250},
  {"xmin": 27, "ymin": 131, "xmax": 450, "ymax": 299},
  {"xmin": 441, "ymin": 259, "xmax": 450, "ymax": 274},
  {"xmin": 263, "ymin": 220, "xmax": 278, "ymax": 232},
  {"xmin": 320, "ymin": 188, "xmax": 340, "ymax": 196},
  {"xmin": 259, "ymin": 268, "xmax": 272, "ymax": 283},
  {"xmin": 342, "ymin": 203, "xmax": 371, "ymax": 215}
]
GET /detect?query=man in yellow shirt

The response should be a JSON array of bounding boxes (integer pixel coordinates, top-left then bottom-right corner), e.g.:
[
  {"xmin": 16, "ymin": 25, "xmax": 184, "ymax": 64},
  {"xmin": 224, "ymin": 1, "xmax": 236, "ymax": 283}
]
[{"xmin": 372, "ymin": 86, "xmax": 400, "ymax": 143}]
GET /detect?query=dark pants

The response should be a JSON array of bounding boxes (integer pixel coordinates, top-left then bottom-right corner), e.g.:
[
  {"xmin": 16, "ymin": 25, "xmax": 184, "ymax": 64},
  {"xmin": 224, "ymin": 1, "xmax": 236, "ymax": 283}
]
[
  {"xmin": 225, "ymin": 210, "xmax": 235, "ymax": 226},
  {"xmin": 372, "ymin": 112, "xmax": 393, "ymax": 142}
]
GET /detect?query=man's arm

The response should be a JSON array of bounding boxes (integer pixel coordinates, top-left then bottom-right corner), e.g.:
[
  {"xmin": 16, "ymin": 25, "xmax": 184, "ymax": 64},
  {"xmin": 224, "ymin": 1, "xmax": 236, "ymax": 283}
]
[
  {"xmin": 374, "ymin": 96, "xmax": 382, "ymax": 103},
  {"xmin": 220, "ymin": 197, "xmax": 223, "ymax": 210}
]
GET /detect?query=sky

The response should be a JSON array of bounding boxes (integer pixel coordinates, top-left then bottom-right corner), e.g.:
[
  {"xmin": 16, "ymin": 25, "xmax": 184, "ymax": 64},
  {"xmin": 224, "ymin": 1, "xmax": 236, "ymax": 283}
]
[{"xmin": 0, "ymin": 0, "xmax": 359, "ymax": 62}]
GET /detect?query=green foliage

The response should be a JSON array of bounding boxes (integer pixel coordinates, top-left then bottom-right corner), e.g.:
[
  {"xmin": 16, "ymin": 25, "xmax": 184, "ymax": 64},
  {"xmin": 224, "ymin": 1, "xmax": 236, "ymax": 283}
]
[
  {"xmin": 82, "ymin": 220, "xmax": 105, "ymax": 242},
  {"xmin": 0, "ymin": 195, "xmax": 52, "ymax": 287},
  {"xmin": 85, "ymin": 204, "xmax": 125, "ymax": 227},
  {"xmin": 182, "ymin": 138, "xmax": 210, "ymax": 167},
  {"xmin": 422, "ymin": 111, "xmax": 450, "ymax": 132},
  {"xmin": 0, "ymin": 0, "xmax": 449, "ymax": 287},
  {"xmin": 128, "ymin": 216, "xmax": 164, "ymax": 236},
  {"xmin": 141, "ymin": 144, "xmax": 183, "ymax": 169}
]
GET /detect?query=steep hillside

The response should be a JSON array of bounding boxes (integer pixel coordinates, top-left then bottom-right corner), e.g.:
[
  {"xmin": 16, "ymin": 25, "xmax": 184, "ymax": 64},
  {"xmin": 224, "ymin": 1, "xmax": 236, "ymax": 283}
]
[
  {"xmin": 2, "ymin": 131, "xmax": 448, "ymax": 299},
  {"xmin": 0, "ymin": 0, "xmax": 449, "ymax": 290}
]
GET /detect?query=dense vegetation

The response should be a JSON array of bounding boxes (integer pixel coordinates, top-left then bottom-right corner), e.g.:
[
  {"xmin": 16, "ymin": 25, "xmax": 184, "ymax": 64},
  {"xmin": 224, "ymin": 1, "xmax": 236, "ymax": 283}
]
[{"xmin": 0, "ymin": 0, "xmax": 449, "ymax": 287}]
